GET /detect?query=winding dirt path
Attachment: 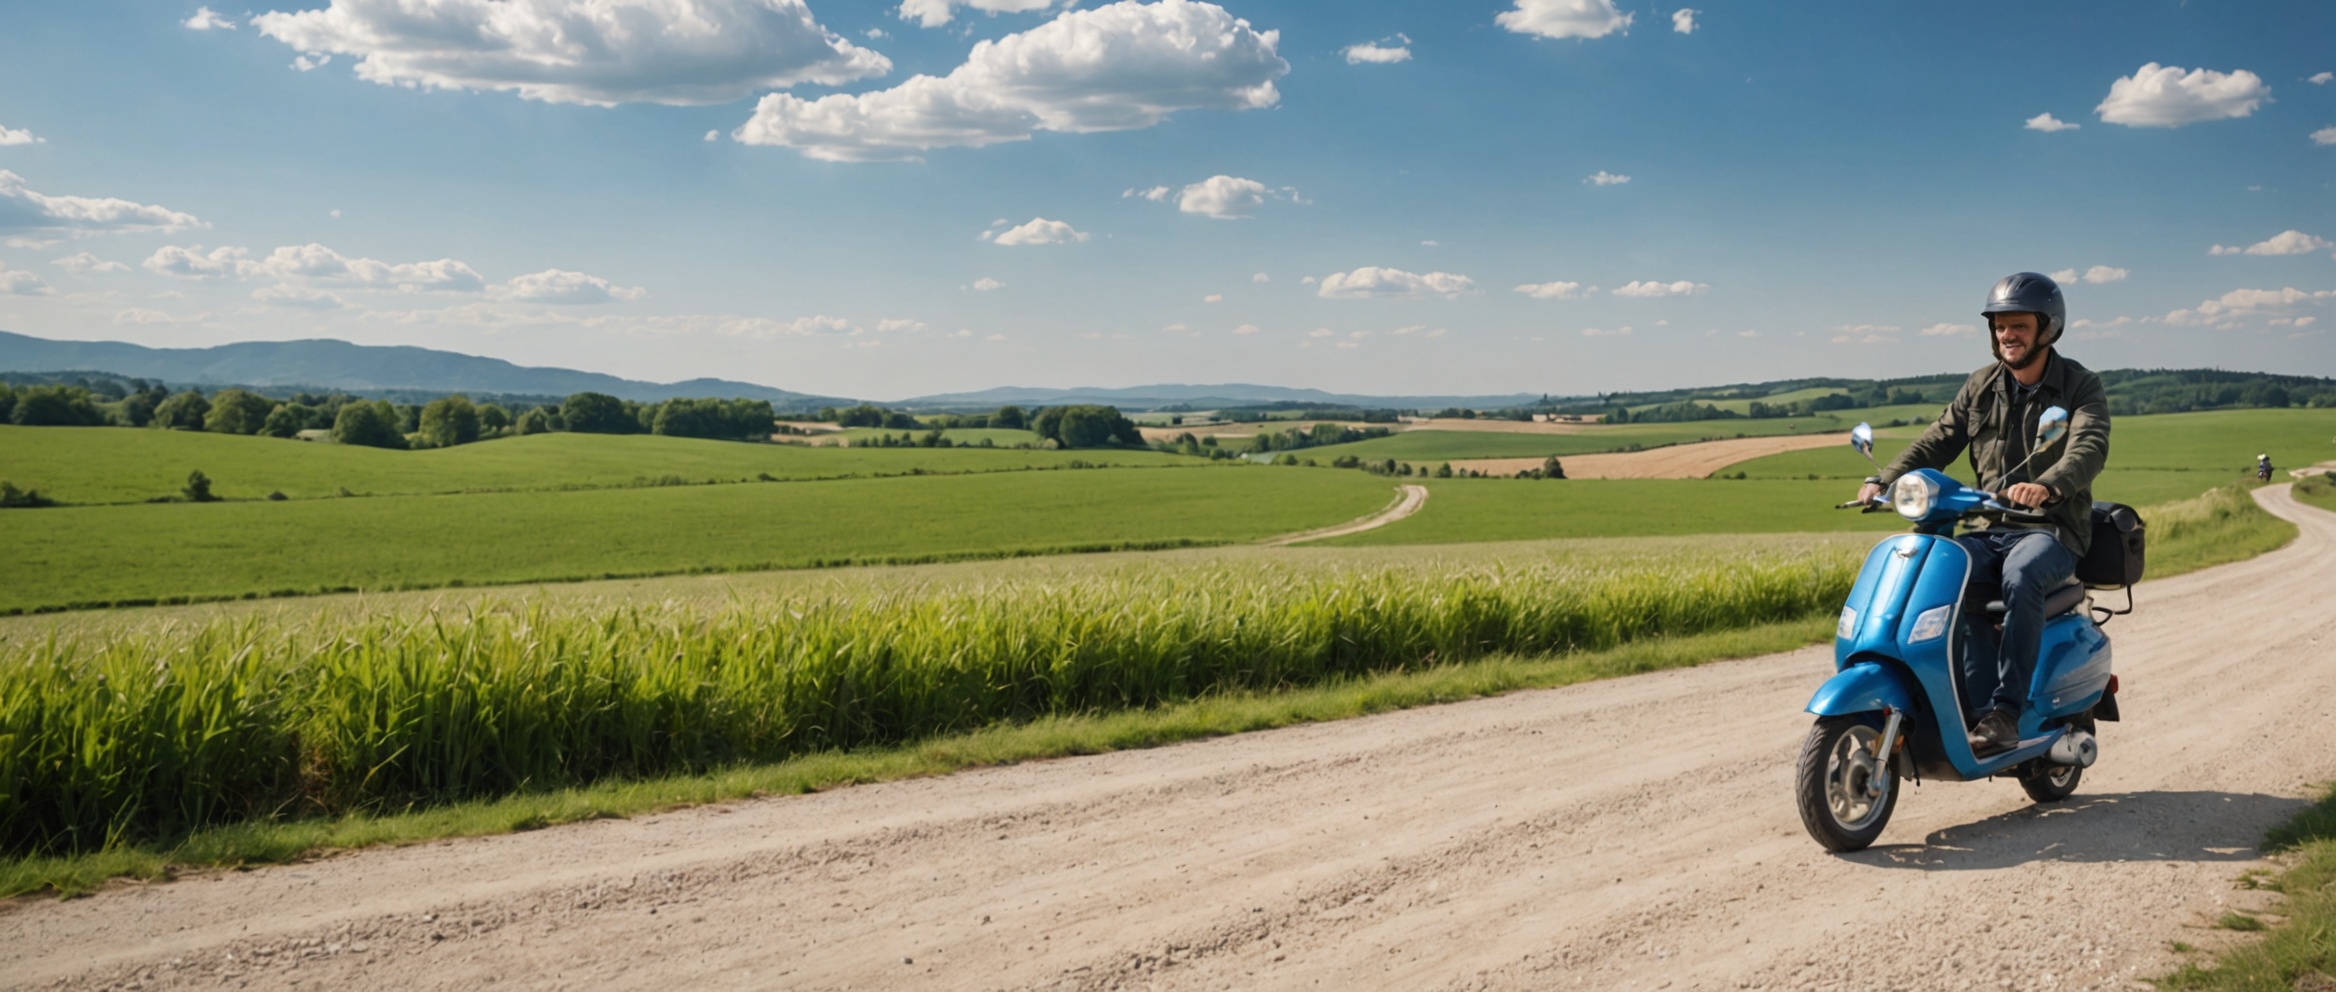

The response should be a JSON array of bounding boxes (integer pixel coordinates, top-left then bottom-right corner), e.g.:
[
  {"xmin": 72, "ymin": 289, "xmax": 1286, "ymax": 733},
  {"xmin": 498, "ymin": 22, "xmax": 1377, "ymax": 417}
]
[
  {"xmin": 1451, "ymin": 431, "xmax": 1850, "ymax": 479},
  {"xmin": 7, "ymin": 488, "xmax": 2333, "ymax": 992},
  {"xmin": 1264, "ymin": 484, "xmax": 1428, "ymax": 545}
]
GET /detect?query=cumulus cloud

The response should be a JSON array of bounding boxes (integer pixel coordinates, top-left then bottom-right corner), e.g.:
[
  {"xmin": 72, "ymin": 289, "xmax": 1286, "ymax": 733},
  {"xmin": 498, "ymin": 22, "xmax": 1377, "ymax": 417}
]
[
  {"xmin": 1499, "ymin": 0, "xmax": 1630, "ymax": 40},
  {"xmin": 2048, "ymin": 265, "xmax": 2129, "ymax": 284},
  {"xmin": 1513, "ymin": 280, "xmax": 1590, "ymax": 299},
  {"xmin": 1344, "ymin": 35, "xmax": 1411, "ymax": 64},
  {"xmin": 987, "ymin": 217, "xmax": 1088, "ymax": 245},
  {"xmin": 876, "ymin": 317, "xmax": 927, "ymax": 332},
  {"xmin": 1124, "ymin": 185, "xmax": 1171, "ymax": 201},
  {"xmin": 1175, "ymin": 175, "xmax": 1270, "ymax": 218},
  {"xmin": 256, "ymin": 243, "xmax": 488, "ymax": 291},
  {"xmin": 1920, "ymin": 322, "xmax": 1979, "ymax": 337},
  {"xmin": 897, "ymin": 0, "xmax": 1059, "ymax": 29},
  {"xmin": 0, "ymin": 262, "xmax": 52, "ymax": 296},
  {"xmin": 1584, "ymin": 170, "xmax": 1630, "ymax": 185},
  {"xmin": 1233, "ymin": 323, "xmax": 1261, "ymax": 334},
  {"xmin": 52, "ymin": 252, "xmax": 129, "ymax": 275},
  {"xmin": 735, "ymin": 0, "xmax": 1288, "ymax": 161},
  {"xmin": 2025, "ymin": 112, "xmax": 2079, "ymax": 132},
  {"xmin": 0, "ymin": 123, "xmax": 44, "ymax": 146},
  {"xmin": 144, "ymin": 245, "xmax": 254, "ymax": 279},
  {"xmin": 1831, "ymin": 324, "xmax": 1900, "ymax": 345},
  {"xmin": 1202, "ymin": 293, "xmax": 1222, "ymax": 303},
  {"xmin": 183, "ymin": 6, "xmax": 236, "ymax": 29},
  {"xmin": 253, "ymin": 0, "xmax": 890, "ymax": 106},
  {"xmin": 970, "ymin": 277, "xmax": 1002, "ymax": 291},
  {"xmin": 1671, "ymin": 9, "xmax": 1696, "ymax": 33},
  {"xmin": 0, "ymin": 171, "xmax": 202, "ymax": 237},
  {"xmin": 2311, "ymin": 72, "xmax": 2333, "ymax": 85},
  {"xmin": 1611, "ymin": 279, "xmax": 1707, "ymax": 298},
  {"xmin": 2314, "ymin": 126, "xmax": 2336, "ymax": 146},
  {"xmin": 2161, "ymin": 286, "xmax": 2336, "ymax": 326},
  {"xmin": 1315, "ymin": 266, "xmax": 1474, "ymax": 299},
  {"xmin": 252, "ymin": 283, "xmax": 345, "ymax": 309},
  {"xmin": 2095, "ymin": 63, "xmax": 2270, "ymax": 128},
  {"xmin": 1579, "ymin": 325, "xmax": 1631, "ymax": 337},
  {"xmin": 495, "ymin": 268, "xmax": 648, "ymax": 304},
  {"xmin": 2209, "ymin": 230, "xmax": 2332, "ymax": 257},
  {"xmin": 1251, "ymin": 272, "xmax": 1269, "ymax": 284}
]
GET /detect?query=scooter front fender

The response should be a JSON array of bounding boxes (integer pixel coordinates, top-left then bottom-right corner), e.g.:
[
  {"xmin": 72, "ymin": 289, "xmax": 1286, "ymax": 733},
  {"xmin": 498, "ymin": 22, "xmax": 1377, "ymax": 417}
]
[{"xmin": 1806, "ymin": 660, "xmax": 1917, "ymax": 717}]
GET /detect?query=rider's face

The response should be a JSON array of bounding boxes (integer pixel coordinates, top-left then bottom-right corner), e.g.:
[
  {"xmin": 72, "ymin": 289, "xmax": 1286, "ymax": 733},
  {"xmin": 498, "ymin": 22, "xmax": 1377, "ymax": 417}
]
[{"xmin": 1991, "ymin": 313, "xmax": 2040, "ymax": 367}]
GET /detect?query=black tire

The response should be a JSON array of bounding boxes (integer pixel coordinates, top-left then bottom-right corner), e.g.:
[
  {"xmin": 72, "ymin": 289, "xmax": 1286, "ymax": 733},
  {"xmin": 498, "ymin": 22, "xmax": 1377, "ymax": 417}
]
[
  {"xmin": 2019, "ymin": 761, "xmax": 2082, "ymax": 803},
  {"xmin": 1795, "ymin": 715, "xmax": 1899, "ymax": 852}
]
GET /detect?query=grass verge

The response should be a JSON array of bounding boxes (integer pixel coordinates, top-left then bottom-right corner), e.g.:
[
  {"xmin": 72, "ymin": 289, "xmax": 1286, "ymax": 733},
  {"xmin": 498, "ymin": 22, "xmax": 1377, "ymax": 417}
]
[
  {"xmin": 2146, "ymin": 483, "xmax": 2299, "ymax": 577},
  {"xmin": 0, "ymin": 615, "xmax": 1831, "ymax": 899},
  {"xmin": 2294, "ymin": 473, "xmax": 2336, "ymax": 514},
  {"xmin": 2156, "ymin": 785, "xmax": 2336, "ymax": 990}
]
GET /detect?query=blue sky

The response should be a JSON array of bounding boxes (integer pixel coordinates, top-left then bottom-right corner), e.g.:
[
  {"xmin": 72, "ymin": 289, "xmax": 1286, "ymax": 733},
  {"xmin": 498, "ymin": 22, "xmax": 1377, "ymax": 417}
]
[{"xmin": 0, "ymin": 0, "xmax": 2329, "ymax": 400}]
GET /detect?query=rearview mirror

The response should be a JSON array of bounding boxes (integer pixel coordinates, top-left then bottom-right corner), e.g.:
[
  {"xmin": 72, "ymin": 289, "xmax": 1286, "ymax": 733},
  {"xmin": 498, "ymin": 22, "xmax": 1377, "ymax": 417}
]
[
  {"xmin": 1850, "ymin": 422, "xmax": 1874, "ymax": 456},
  {"xmin": 2036, "ymin": 406, "xmax": 2068, "ymax": 446}
]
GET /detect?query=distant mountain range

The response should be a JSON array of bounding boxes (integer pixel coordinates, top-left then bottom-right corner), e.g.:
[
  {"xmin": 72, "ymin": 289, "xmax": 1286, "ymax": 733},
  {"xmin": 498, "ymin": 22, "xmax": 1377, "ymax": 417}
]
[
  {"xmin": 0, "ymin": 330, "xmax": 849, "ymax": 408},
  {"xmin": 0, "ymin": 330, "xmax": 1551, "ymax": 411}
]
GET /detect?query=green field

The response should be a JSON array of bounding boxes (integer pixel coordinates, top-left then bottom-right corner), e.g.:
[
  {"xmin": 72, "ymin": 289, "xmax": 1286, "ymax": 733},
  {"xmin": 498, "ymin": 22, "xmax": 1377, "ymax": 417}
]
[
  {"xmin": 1315, "ymin": 478, "xmax": 1908, "ymax": 546},
  {"xmin": 820, "ymin": 427, "xmax": 1044, "ymax": 447},
  {"xmin": 1720, "ymin": 408, "xmax": 2336, "ymax": 505},
  {"xmin": 0, "ymin": 426, "xmax": 1184, "ymax": 505},
  {"xmin": 0, "ymin": 466, "xmax": 1397, "ymax": 613},
  {"xmin": 2296, "ymin": 473, "xmax": 2336, "ymax": 512},
  {"xmin": 1298, "ymin": 406, "xmax": 1937, "ymax": 464},
  {"xmin": 1632, "ymin": 386, "xmax": 1849, "ymax": 415}
]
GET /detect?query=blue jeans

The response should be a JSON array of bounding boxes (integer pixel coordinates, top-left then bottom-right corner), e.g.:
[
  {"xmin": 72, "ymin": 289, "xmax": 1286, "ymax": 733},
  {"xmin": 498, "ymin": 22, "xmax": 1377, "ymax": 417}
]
[{"xmin": 1954, "ymin": 529, "xmax": 2077, "ymax": 718}]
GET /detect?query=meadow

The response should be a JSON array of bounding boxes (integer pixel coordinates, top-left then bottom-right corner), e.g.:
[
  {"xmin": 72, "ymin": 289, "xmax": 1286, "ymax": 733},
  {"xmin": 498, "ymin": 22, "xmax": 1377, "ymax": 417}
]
[
  {"xmin": 0, "ymin": 466, "xmax": 1396, "ymax": 613},
  {"xmin": 1297, "ymin": 405, "xmax": 1938, "ymax": 463},
  {"xmin": 1317, "ymin": 477, "xmax": 1907, "ymax": 546},
  {"xmin": 0, "ymin": 537, "xmax": 1861, "ymax": 856},
  {"xmin": 0, "ymin": 426, "xmax": 1182, "ymax": 505}
]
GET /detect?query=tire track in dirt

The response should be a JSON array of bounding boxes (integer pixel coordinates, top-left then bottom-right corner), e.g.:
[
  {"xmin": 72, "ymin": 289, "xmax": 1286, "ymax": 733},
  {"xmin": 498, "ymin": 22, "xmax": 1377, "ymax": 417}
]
[{"xmin": 7, "ymin": 487, "xmax": 2332, "ymax": 992}]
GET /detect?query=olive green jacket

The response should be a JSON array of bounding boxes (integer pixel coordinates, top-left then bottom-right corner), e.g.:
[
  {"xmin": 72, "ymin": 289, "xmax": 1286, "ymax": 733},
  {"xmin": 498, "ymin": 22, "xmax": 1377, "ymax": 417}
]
[{"xmin": 1877, "ymin": 350, "xmax": 2110, "ymax": 555}]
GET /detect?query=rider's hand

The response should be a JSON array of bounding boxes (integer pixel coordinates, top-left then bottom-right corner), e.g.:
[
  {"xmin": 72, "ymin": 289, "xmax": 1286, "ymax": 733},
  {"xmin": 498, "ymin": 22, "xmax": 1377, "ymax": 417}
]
[
  {"xmin": 2001, "ymin": 482, "xmax": 2053, "ymax": 508},
  {"xmin": 1855, "ymin": 481, "xmax": 1884, "ymax": 505}
]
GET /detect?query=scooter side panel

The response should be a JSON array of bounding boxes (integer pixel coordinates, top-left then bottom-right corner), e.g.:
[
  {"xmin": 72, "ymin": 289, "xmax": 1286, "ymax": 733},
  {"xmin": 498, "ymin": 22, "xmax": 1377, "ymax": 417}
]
[
  {"xmin": 2034, "ymin": 617, "xmax": 2112, "ymax": 720},
  {"xmin": 1805, "ymin": 661, "xmax": 1916, "ymax": 716}
]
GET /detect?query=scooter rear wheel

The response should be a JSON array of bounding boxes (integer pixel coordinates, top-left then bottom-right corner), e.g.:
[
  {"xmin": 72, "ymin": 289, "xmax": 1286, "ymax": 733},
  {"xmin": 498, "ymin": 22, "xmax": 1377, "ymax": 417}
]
[
  {"xmin": 2018, "ymin": 762, "xmax": 2081, "ymax": 803},
  {"xmin": 1795, "ymin": 715, "xmax": 1899, "ymax": 852}
]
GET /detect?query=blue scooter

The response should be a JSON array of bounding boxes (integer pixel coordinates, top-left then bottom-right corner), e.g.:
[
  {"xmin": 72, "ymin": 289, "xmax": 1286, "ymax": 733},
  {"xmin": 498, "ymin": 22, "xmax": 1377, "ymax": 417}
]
[{"xmin": 1793, "ymin": 408, "xmax": 2124, "ymax": 852}]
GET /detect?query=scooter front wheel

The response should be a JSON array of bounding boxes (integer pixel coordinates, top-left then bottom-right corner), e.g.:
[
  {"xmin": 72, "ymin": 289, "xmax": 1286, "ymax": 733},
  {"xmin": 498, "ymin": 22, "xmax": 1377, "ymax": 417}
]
[{"xmin": 1795, "ymin": 715, "xmax": 1899, "ymax": 852}]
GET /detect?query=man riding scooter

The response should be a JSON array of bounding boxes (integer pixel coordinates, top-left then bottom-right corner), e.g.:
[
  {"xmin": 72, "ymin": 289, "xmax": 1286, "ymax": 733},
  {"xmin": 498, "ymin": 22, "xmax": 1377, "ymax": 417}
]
[{"xmin": 1855, "ymin": 272, "xmax": 2111, "ymax": 756}]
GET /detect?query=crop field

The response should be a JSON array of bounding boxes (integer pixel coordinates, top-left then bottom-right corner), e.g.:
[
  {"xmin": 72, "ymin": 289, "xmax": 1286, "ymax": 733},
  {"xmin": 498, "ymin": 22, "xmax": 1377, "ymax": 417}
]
[
  {"xmin": 815, "ymin": 427, "xmax": 1044, "ymax": 447},
  {"xmin": 1633, "ymin": 386, "xmax": 1848, "ymax": 415},
  {"xmin": 1313, "ymin": 478, "xmax": 1907, "ymax": 546},
  {"xmin": 1297, "ymin": 405, "xmax": 1937, "ymax": 463},
  {"xmin": 0, "ymin": 536, "xmax": 1861, "ymax": 855},
  {"xmin": 1720, "ymin": 408, "xmax": 2336, "ymax": 505},
  {"xmin": 0, "ymin": 426, "xmax": 1183, "ymax": 505},
  {"xmin": 0, "ymin": 466, "xmax": 1397, "ymax": 613}
]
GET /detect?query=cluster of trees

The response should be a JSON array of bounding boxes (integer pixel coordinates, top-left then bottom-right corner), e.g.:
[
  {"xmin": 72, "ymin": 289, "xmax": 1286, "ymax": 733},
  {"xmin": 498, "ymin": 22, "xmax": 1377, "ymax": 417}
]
[
  {"xmin": 2096, "ymin": 370, "xmax": 2336, "ymax": 415},
  {"xmin": 809, "ymin": 403, "xmax": 1038, "ymax": 433},
  {"xmin": 550, "ymin": 392, "xmax": 778, "ymax": 440},
  {"xmin": 1324, "ymin": 455, "xmax": 1564, "ymax": 479},
  {"xmin": 1214, "ymin": 405, "xmax": 1407, "ymax": 424},
  {"xmin": 1242, "ymin": 422, "xmax": 1395, "ymax": 453},
  {"xmin": 1031, "ymin": 404, "xmax": 1143, "ymax": 448},
  {"xmin": 1600, "ymin": 388, "xmax": 1932, "ymax": 425}
]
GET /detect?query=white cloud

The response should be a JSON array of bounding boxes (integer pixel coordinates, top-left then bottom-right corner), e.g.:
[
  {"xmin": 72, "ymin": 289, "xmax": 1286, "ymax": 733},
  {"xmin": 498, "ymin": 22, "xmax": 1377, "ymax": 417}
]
[
  {"xmin": 897, "ymin": 0, "xmax": 1059, "ymax": 29},
  {"xmin": 2311, "ymin": 72, "xmax": 2333, "ymax": 85},
  {"xmin": 1611, "ymin": 279, "xmax": 1707, "ymax": 298},
  {"xmin": 183, "ymin": 6, "xmax": 236, "ymax": 29},
  {"xmin": 736, "ymin": 0, "xmax": 1287, "ymax": 161},
  {"xmin": 948, "ymin": 328, "xmax": 973, "ymax": 338},
  {"xmin": 1124, "ymin": 185, "xmax": 1172, "ymax": 201},
  {"xmin": 0, "ymin": 124, "xmax": 44, "ymax": 146},
  {"xmin": 2313, "ymin": 126, "xmax": 2336, "ymax": 146},
  {"xmin": 1584, "ymin": 170, "xmax": 1630, "ymax": 186},
  {"xmin": 1315, "ymin": 266, "xmax": 1474, "ymax": 299},
  {"xmin": 876, "ymin": 317, "xmax": 927, "ymax": 332},
  {"xmin": 1299, "ymin": 275, "xmax": 1317, "ymax": 285},
  {"xmin": 1175, "ymin": 175, "xmax": 1270, "ymax": 219},
  {"xmin": 2211, "ymin": 230, "xmax": 2333, "ymax": 257},
  {"xmin": 1579, "ymin": 325, "xmax": 1631, "ymax": 337},
  {"xmin": 252, "ymin": 283, "xmax": 345, "ymax": 310},
  {"xmin": 1920, "ymin": 322, "xmax": 1978, "ymax": 337},
  {"xmin": 1251, "ymin": 272, "xmax": 1269, "ymax": 284},
  {"xmin": 970, "ymin": 277, "xmax": 1003, "ymax": 291},
  {"xmin": 0, "ymin": 171, "xmax": 203, "ymax": 236},
  {"xmin": 2024, "ymin": 112, "xmax": 2079, "ymax": 132},
  {"xmin": 114, "ymin": 307, "xmax": 174, "ymax": 324},
  {"xmin": 1202, "ymin": 293, "xmax": 1222, "ymax": 303},
  {"xmin": 254, "ymin": 0, "xmax": 889, "ymax": 106},
  {"xmin": 2070, "ymin": 316, "xmax": 2132, "ymax": 329},
  {"xmin": 2080, "ymin": 265, "xmax": 2128, "ymax": 284},
  {"xmin": 495, "ymin": 268, "xmax": 648, "ymax": 304},
  {"xmin": 52, "ymin": 252, "xmax": 129, "ymax": 275},
  {"xmin": 1499, "ymin": 0, "xmax": 1630, "ymax": 39},
  {"xmin": 1513, "ymin": 280, "xmax": 1590, "ymax": 299},
  {"xmin": 144, "ymin": 244, "xmax": 254, "ymax": 279},
  {"xmin": 1344, "ymin": 35, "xmax": 1411, "ymax": 65},
  {"xmin": 989, "ymin": 217, "xmax": 1088, "ymax": 246},
  {"xmin": 1307, "ymin": 328, "xmax": 1332, "ymax": 338},
  {"xmin": 0, "ymin": 263, "xmax": 52, "ymax": 296},
  {"xmin": 985, "ymin": 333, "xmax": 1007, "ymax": 342},
  {"xmin": 2163, "ymin": 286, "xmax": 2336, "ymax": 325},
  {"xmin": 1161, "ymin": 322, "xmax": 1190, "ymax": 334},
  {"xmin": 2095, "ymin": 63, "xmax": 2270, "ymax": 128},
  {"xmin": 1670, "ymin": 9, "xmax": 1695, "ymax": 34},
  {"xmin": 257, "ymin": 243, "xmax": 487, "ymax": 291},
  {"xmin": 1232, "ymin": 323, "xmax": 1261, "ymax": 335},
  {"xmin": 1831, "ymin": 324, "xmax": 1899, "ymax": 345}
]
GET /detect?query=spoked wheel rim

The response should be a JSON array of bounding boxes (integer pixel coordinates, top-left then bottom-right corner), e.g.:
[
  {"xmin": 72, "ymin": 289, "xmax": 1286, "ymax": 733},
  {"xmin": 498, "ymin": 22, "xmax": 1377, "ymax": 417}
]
[{"xmin": 1823, "ymin": 725, "xmax": 1892, "ymax": 830}]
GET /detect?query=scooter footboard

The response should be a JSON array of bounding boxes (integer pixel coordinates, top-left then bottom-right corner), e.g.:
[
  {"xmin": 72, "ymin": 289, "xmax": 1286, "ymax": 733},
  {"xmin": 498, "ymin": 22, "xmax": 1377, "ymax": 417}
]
[{"xmin": 1805, "ymin": 660, "xmax": 1917, "ymax": 717}]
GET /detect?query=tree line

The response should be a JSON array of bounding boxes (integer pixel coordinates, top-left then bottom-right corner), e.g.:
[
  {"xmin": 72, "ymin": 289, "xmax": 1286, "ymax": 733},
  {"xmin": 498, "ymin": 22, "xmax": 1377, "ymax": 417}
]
[{"xmin": 808, "ymin": 402, "xmax": 1145, "ymax": 450}]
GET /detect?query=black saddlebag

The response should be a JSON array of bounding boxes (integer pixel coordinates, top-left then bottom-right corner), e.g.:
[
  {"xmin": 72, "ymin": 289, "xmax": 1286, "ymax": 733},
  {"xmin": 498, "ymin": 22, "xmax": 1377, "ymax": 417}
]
[{"xmin": 2076, "ymin": 502, "xmax": 2145, "ymax": 588}]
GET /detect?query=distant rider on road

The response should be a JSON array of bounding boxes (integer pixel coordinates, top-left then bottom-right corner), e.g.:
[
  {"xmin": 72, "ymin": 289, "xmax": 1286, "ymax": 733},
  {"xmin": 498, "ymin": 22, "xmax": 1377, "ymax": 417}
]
[{"xmin": 1855, "ymin": 272, "xmax": 2111, "ymax": 756}]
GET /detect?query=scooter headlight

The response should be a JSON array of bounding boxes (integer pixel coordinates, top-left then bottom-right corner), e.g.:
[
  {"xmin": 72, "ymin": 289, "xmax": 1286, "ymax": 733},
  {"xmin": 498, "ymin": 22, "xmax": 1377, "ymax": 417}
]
[
  {"xmin": 1908, "ymin": 604, "xmax": 1952, "ymax": 643},
  {"xmin": 1891, "ymin": 473, "xmax": 1939, "ymax": 520},
  {"xmin": 1836, "ymin": 606, "xmax": 1858, "ymax": 639}
]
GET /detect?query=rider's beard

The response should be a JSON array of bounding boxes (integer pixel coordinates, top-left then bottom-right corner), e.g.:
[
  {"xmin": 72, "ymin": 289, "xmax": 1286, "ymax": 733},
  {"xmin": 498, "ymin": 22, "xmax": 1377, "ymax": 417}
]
[{"xmin": 1993, "ymin": 336, "xmax": 2046, "ymax": 371}]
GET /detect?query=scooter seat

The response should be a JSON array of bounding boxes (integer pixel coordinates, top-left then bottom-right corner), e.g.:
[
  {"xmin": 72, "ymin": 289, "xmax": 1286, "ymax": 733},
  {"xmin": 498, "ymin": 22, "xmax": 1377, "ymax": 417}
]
[{"xmin": 1976, "ymin": 577, "xmax": 2088, "ymax": 618}]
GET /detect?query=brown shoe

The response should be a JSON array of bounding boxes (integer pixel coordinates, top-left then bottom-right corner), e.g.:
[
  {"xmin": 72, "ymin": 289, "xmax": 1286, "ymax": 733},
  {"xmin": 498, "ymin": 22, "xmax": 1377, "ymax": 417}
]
[{"xmin": 1968, "ymin": 708, "xmax": 2018, "ymax": 756}]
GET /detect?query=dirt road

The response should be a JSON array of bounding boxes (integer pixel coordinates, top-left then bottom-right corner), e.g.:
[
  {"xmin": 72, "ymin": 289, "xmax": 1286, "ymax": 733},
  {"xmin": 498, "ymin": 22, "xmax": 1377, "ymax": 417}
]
[
  {"xmin": 9, "ymin": 488, "xmax": 2332, "ymax": 992},
  {"xmin": 1452, "ymin": 432, "xmax": 1849, "ymax": 479},
  {"xmin": 1264, "ymin": 484, "xmax": 1428, "ymax": 545}
]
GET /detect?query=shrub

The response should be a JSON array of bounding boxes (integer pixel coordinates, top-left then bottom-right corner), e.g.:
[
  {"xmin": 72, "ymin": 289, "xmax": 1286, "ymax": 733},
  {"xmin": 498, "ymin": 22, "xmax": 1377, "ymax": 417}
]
[
  {"xmin": 182, "ymin": 470, "xmax": 218, "ymax": 503},
  {"xmin": 417, "ymin": 395, "xmax": 482, "ymax": 448},
  {"xmin": 0, "ymin": 481, "xmax": 57, "ymax": 508}
]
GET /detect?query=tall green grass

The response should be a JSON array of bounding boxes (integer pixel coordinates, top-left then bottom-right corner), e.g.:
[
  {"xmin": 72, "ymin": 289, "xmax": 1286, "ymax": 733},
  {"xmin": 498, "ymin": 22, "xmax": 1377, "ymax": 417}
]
[
  {"xmin": 2145, "ymin": 484, "xmax": 2300, "ymax": 576},
  {"xmin": 0, "ymin": 549, "xmax": 1856, "ymax": 856}
]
